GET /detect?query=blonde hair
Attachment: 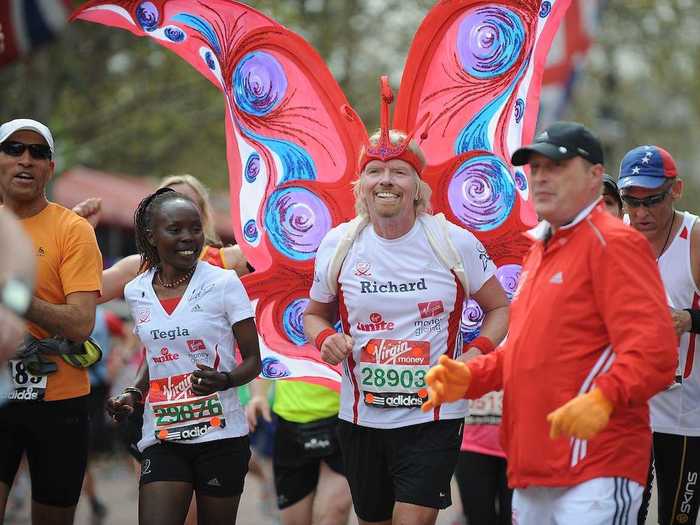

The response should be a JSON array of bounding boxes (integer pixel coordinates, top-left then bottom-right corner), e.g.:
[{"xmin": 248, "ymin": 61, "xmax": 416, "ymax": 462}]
[
  {"xmin": 158, "ymin": 174, "xmax": 222, "ymax": 247},
  {"xmin": 353, "ymin": 130, "xmax": 432, "ymax": 217}
]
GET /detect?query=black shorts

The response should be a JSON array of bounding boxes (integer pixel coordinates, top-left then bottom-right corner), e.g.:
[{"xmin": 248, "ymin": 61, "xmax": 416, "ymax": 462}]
[
  {"xmin": 140, "ymin": 435, "xmax": 251, "ymax": 497},
  {"xmin": 337, "ymin": 418, "xmax": 463, "ymax": 522},
  {"xmin": 273, "ymin": 415, "xmax": 344, "ymax": 509},
  {"xmin": 0, "ymin": 396, "xmax": 89, "ymax": 507},
  {"xmin": 640, "ymin": 432, "xmax": 700, "ymax": 525}
]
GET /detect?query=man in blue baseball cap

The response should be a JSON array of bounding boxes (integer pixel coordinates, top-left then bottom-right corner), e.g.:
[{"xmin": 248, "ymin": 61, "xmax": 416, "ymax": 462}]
[{"xmin": 619, "ymin": 145, "xmax": 700, "ymax": 525}]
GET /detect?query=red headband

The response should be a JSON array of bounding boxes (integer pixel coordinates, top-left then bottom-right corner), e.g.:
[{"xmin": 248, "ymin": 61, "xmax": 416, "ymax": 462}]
[{"xmin": 358, "ymin": 76, "xmax": 429, "ymax": 176}]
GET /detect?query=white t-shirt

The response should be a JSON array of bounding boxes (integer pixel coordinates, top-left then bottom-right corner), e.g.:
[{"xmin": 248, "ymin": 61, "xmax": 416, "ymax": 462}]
[
  {"xmin": 310, "ymin": 216, "xmax": 496, "ymax": 429},
  {"xmin": 125, "ymin": 261, "xmax": 254, "ymax": 450}
]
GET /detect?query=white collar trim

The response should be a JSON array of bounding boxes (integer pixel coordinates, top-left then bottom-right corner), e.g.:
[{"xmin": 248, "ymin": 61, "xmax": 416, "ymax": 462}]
[{"xmin": 528, "ymin": 197, "xmax": 602, "ymax": 241}]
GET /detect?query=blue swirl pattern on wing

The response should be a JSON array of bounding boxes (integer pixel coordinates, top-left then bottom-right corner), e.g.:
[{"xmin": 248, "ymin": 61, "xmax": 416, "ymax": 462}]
[{"xmin": 173, "ymin": 13, "xmax": 222, "ymax": 54}]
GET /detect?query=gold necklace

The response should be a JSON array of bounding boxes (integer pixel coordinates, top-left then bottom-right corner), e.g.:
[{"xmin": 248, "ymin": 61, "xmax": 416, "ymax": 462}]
[{"xmin": 157, "ymin": 265, "xmax": 195, "ymax": 288}]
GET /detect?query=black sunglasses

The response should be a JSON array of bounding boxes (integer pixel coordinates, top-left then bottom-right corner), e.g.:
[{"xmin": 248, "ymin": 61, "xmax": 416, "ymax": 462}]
[
  {"xmin": 620, "ymin": 187, "xmax": 671, "ymax": 208},
  {"xmin": 0, "ymin": 141, "xmax": 52, "ymax": 160}
]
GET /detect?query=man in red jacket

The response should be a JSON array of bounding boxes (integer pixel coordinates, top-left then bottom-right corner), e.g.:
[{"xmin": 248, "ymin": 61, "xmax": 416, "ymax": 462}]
[{"xmin": 423, "ymin": 122, "xmax": 678, "ymax": 524}]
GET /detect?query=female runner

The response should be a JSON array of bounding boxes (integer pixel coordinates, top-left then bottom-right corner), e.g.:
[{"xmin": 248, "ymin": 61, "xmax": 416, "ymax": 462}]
[{"xmin": 107, "ymin": 188, "xmax": 260, "ymax": 524}]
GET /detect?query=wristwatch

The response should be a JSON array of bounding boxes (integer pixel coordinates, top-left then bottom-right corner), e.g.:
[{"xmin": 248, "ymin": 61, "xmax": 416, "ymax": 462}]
[{"xmin": 0, "ymin": 277, "xmax": 32, "ymax": 317}]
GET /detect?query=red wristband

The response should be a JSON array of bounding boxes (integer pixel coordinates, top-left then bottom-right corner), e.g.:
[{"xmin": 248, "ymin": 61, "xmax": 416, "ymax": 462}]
[
  {"xmin": 467, "ymin": 336, "xmax": 495, "ymax": 355},
  {"xmin": 314, "ymin": 328, "xmax": 337, "ymax": 350}
]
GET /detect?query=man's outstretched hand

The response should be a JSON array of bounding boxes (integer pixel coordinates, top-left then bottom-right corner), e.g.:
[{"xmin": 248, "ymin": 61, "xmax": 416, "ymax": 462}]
[{"xmin": 421, "ymin": 355, "xmax": 472, "ymax": 412}]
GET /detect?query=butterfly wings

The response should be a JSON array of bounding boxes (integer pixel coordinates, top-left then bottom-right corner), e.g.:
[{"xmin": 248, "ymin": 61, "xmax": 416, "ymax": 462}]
[
  {"xmin": 73, "ymin": 0, "xmax": 572, "ymax": 384},
  {"xmin": 392, "ymin": 0, "xmax": 570, "ymax": 345},
  {"xmin": 73, "ymin": 0, "xmax": 368, "ymax": 387}
]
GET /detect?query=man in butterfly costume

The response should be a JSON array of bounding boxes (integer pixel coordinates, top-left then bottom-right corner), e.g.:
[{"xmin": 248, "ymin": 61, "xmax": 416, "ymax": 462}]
[
  {"xmin": 73, "ymin": 0, "xmax": 576, "ymax": 522},
  {"xmin": 302, "ymin": 78, "xmax": 510, "ymax": 523}
]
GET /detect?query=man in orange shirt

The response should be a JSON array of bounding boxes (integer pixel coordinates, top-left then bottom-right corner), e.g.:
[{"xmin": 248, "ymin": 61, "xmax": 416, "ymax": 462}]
[
  {"xmin": 0, "ymin": 119, "xmax": 102, "ymax": 524},
  {"xmin": 423, "ymin": 122, "xmax": 677, "ymax": 524}
]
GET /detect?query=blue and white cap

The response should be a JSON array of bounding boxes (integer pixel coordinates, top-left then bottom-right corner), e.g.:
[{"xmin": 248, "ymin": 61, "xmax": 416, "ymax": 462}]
[{"xmin": 619, "ymin": 145, "xmax": 677, "ymax": 190}]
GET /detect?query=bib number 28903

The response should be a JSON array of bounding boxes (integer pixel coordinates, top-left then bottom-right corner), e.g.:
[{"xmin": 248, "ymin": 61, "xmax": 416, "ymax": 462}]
[
  {"xmin": 361, "ymin": 368, "xmax": 426, "ymax": 389},
  {"xmin": 359, "ymin": 339, "xmax": 430, "ymax": 409}
]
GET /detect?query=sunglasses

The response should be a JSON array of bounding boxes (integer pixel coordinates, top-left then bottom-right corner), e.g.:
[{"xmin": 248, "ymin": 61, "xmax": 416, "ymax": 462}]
[
  {"xmin": 0, "ymin": 141, "xmax": 52, "ymax": 160},
  {"xmin": 620, "ymin": 187, "xmax": 671, "ymax": 208}
]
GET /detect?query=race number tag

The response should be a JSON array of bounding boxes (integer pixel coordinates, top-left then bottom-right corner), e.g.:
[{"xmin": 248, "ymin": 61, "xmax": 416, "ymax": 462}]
[
  {"xmin": 359, "ymin": 339, "xmax": 430, "ymax": 408},
  {"xmin": 149, "ymin": 373, "xmax": 226, "ymax": 441},
  {"xmin": 5, "ymin": 360, "xmax": 47, "ymax": 402},
  {"xmin": 466, "ymin": 391, "xmax": 503, "ymax": 425}
]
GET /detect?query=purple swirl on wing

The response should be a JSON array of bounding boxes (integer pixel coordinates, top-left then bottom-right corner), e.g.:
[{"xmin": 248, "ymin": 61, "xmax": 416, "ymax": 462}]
[
  {"xmin": 244, "ymin": 153, "xmax": 261, "ymax": 183},
  {"xmin": 233, "ymin": 52, "xmax": 287, "ymax": 117},
  {"xmin": 461, "ymin": 299, "xmax": 484, "ymax": 343},
  {"xmin": 261, "ymin": 357, "xmax": 291, "ymax": 379},
  {"xmin": 448, "ymin": 155, "xmax": 516, "ymax": 232},
  {"xmin": 136, "ymin": 2, "xmax": 159, "ymax": 32},
  {"xmin": 514, "ymin": 98, "xmax": 525, "ymax": 123},
  {"xmin": 163, "ymin": 26, "xmax": 185, "ymax": 42},
  {"xmin": 264, "ymin": 187, "xmax": 332, "ymax": 261},
  {"xmin": 457, "ymin": 6, "xmax": 525, "ymax": 79},
  {"xmin": 283, "ymin": 299, "xmax": 309, "ymax": 346},
  {"xmin": 243, "ymin": 219, "xmax": 258, "ymax": 243},
  {"xmin": 496, "ymin": 264, "xmax": 522, "ymax": 301},
  {"xmin": 539, "ymin": 1, "xmax": 552, "ymax": 18},
  {"xmin": 514, "ymin": 170, "xmax": 527, "ymax": 191}
]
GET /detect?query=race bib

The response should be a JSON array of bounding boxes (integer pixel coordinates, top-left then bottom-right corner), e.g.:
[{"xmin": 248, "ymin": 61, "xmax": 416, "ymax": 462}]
[
  {"xmin": 466, "ymin": 391, "xmax": 503, "ymax": 425},
  {"xmin": 359, "ymin": 339, "xmax": 430, "ymax": 409},
  {"xmin": 149, "ymin": 373, "xmax": 226, "ymax": 441},
  {"xmin": 5, "ymin": 360, "xmax": 47, "ymax": 402}
]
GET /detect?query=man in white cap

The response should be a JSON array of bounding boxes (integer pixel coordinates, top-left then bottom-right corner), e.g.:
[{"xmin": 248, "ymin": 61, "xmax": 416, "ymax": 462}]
[
  {"xmin": 619, "ymin": 145, "xmax": 700, "ymax": 525},
  {"xmin": 0, "ymin": 119, "xmax": 103, "ymax": 524}
]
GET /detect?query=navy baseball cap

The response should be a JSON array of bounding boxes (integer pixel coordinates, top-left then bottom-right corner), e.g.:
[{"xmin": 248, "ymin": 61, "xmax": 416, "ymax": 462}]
[
  {"xmin": 511, "ymin": 121, "xmax": 604, "ymax": 166},
  {"xmin": 618, "ymin": 145, "xmax": 677, "ymax": 190},
  {"xmin": 602, "ymin": 174, "xmax": 622, "ymax": 207}
]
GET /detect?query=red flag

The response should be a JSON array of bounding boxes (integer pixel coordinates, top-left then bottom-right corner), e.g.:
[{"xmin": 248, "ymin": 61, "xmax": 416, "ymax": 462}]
[{"xmin": 0, "ymin": 0, "xmax": 72, "ymax": 67}]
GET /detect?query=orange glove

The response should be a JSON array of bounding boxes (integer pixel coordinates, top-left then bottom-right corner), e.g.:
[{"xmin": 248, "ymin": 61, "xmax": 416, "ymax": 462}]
[
  {"xmin": 546, "ymin": 387, "xmax": 614, "ymax": 440},
  {"xmin": 421, "ymin": 355, "xmax": 472, "ymax": 412}
]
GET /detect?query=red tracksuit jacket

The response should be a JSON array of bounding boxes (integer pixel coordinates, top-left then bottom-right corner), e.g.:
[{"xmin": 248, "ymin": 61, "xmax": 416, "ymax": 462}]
[{"xmin": 467, "ymin": 203, "xmax": 677, "ymax": 488}]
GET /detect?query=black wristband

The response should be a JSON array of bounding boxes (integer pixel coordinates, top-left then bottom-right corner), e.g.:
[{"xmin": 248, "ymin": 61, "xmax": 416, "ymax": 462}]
[
  {"xmin": 685, "ymin": 309, "xmax": 700, "ymax": 334},
  {"xmin": 122, "ymin": 387, "xmax": 144, "ymax": 404}
]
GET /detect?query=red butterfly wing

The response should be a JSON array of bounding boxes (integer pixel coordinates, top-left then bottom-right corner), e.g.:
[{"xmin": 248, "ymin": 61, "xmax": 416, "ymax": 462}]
[
  {"xmin": 73, "ymin": 0, "xmax": 368, "ymax": 388},
  {"xmin": 395, "ymin": 0, "xmax": 571, "ymax": 264}
]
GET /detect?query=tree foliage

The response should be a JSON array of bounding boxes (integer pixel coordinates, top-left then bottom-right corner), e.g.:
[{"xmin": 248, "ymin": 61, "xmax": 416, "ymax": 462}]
[{"xmin": 0, "ymin": 0, "xmax": 697, "ymax": 209}]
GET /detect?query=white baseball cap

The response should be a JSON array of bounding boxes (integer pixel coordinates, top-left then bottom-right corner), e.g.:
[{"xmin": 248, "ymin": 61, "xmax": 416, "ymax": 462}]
[{"xmin": 0, "ymin": 119, "xmax": 55, "ymax": 157}]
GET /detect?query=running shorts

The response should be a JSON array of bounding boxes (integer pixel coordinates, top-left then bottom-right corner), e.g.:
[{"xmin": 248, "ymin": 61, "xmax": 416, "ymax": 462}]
[
  {"xmin": 139, "ymin": 435, "xmax": 251, "ymax": 497},
  {"xmin": 0, "ymin": 396, "xmax": 89, "ymax": 507},
  {"xmin": 337, "ymin": 418, "xmax": 462, "ymax": 522},
  {"xmin": 273, "ymin": 415, "xmax": 344, "ymax": 509},
  {"xmin": 640, "ymin": 432, "xmax": 700, "ymax": 525}
]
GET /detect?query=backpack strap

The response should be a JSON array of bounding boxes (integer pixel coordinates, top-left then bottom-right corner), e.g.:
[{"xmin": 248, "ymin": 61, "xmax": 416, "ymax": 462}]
[
  {"xmin": 418, "ymin": 213, "xmax": 469, "ymax": 297},
  {"xmin": 326, "ymin": 216, "xmax": 369, "ymax": 296}
]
